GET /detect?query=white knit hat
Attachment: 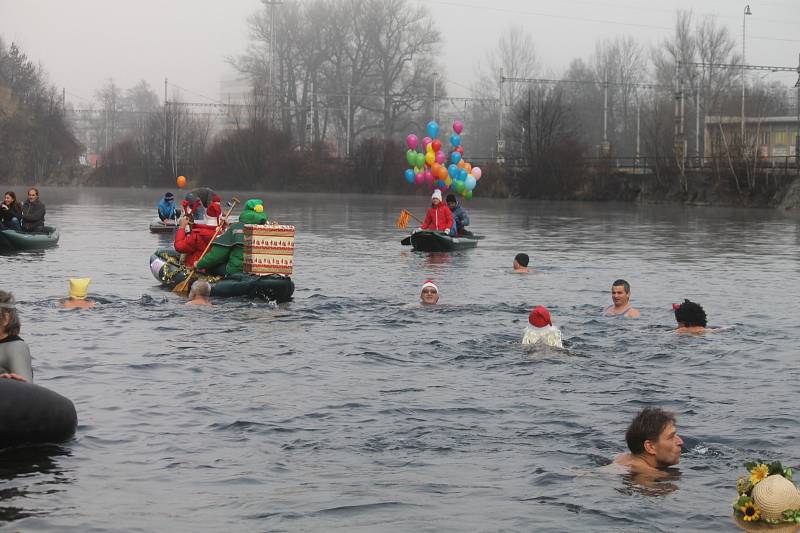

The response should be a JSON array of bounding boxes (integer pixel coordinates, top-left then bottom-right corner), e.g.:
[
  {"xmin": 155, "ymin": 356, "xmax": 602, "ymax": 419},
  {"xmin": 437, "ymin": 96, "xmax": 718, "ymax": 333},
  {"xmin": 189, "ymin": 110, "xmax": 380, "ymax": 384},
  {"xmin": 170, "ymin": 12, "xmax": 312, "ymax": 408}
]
[{"xmin": 431, "ymin": 189, "xmax": 442, "ymax": 201}]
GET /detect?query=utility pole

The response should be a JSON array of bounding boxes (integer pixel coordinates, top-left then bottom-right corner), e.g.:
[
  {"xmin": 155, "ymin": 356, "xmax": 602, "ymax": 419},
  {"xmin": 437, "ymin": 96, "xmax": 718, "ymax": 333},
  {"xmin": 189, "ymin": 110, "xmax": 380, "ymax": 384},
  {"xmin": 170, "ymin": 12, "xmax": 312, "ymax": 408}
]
[
  {"xmin": 635, "ymin": 96, "xmax": 640, "ymax": 172},
  {"xmin": 164, "ymin": 77, "xmax": 168, "ymax": 173},
  {"xmin": 263, "ymin": 0, "xmax": 283, "ymax": 127},
  {"xmin": 346, "ymin": 84, "xmax": 351, "ymax": 157},
  {"xmin": 497, "ymin": 69, "xmax": 504, "ymax": 161},
  {"xmin": 741, "ymin": 5, "xmax": 752, "ymax": 144},
  {"xmin": 695, "ymin": 85, "xmax": 700, "ymax": 166}
]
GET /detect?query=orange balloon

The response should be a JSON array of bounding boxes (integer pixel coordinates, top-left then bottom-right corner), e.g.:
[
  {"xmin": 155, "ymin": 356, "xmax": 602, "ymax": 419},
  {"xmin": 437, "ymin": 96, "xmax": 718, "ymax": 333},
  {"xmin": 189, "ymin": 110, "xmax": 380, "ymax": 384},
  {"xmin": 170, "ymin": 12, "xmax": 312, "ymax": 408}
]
[
  {"xmin": 176, "ymin": 175, "xmax": 186, "ymax": 188},
  {"xmin": 464, "ymin": 163, "xmax": 472, "ymax": 173},
  {"xmin": 457, "ymin": 160, "xmax": 465, "ymax": 169}
]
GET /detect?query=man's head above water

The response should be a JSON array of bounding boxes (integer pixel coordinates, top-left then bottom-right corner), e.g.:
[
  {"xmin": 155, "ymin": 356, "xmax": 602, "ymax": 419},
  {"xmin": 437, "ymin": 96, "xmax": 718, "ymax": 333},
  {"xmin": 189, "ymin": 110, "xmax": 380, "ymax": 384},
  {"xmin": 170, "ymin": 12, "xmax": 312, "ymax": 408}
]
[
  {"xmin": 625, "ymin": 407, "xmax": 683, "ymax": 468},
  {"xmin": 420, "ymin": 280, "xmax": 439, "ymax": 305}
]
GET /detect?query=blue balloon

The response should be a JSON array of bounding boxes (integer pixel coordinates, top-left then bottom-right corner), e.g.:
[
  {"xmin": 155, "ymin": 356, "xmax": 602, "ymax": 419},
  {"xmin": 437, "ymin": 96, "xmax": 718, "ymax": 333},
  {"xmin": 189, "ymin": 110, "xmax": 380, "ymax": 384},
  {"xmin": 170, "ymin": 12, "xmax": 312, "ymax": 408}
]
[
  {"xmin": 451, "ymin": 151, "xmax": 462, "ymax": 164},
  {"xmin": 405, "ymin": 169, "xmax": 415, "ymax": 183},
  {"xmin": 450, "ymin": 134, "xmax": 461, "ymax": 147},
  {"xmin": 448, "ymin": 164, "xmax": 458, "ymax": 178},
  {"xmin": 459, "ymin": 168, "xmax": 468, "ymax": 181},
  {"xmin": 465, "ymin": 174, "xmax": 477, "ymax": 191},
  {"xmin": 427, "ymin": 121, "xmax": 440, "ymax": 138}
]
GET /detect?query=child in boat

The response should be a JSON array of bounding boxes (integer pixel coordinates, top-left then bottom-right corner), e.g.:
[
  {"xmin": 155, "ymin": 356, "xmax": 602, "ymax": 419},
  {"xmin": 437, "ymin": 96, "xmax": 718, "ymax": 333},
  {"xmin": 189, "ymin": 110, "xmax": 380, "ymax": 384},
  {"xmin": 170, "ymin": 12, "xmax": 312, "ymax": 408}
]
[
  {"xmin": 522, "ymin": 306, "xmax": 563, "ymax": 348},
  {"xmin": 418, "ymin": 190, "xmax": 453, "ymax": 234}
]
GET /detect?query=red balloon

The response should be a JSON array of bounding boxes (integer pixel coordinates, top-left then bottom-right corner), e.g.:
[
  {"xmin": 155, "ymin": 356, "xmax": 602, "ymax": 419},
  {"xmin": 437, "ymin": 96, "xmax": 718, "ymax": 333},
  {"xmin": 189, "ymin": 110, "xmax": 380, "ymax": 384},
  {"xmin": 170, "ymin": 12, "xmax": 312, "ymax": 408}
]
[
  {"xmin": 455, "ymin": 146, "xmax": 464, "ymax": 155},
  {"xmin": 431, "ymin": 139, "xmax": 442, "ymax": 152}
]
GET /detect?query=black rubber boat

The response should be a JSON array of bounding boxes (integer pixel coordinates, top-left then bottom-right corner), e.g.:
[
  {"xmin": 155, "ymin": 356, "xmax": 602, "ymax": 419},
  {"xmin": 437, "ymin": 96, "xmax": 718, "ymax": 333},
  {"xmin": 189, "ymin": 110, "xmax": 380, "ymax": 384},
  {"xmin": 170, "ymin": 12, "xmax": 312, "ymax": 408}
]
[
  {"xmin": 0, "ymin": 227, "xmax": 59, "ymax": 251},
  {"xmin": 149, "ymin": 248, "xmax": 295, "ymax": 302},
  {"xmin": 403, "ymin": 230, "xmax": 479, "ymax": 252}
]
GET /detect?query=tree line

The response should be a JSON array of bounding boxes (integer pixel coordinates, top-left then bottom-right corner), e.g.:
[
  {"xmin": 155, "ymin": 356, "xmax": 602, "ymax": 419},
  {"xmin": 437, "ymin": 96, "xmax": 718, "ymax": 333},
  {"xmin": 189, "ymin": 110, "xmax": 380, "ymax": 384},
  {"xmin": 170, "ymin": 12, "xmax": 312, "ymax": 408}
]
[{"xmin": 1, "ymin": 4, "xmax": 796, "ymax": 203}]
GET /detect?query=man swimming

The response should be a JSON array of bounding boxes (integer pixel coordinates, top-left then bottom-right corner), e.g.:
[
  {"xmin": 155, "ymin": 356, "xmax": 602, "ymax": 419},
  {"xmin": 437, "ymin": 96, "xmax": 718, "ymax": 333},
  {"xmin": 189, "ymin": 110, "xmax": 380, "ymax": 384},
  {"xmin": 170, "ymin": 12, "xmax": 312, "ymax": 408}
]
[
  {"xmin": 602, "ymin": 279, "xmax": 640, "ymax": 318},
  {"xmin": 673, "ymin": 299, "xmax": 712, "ymax": 333},
  {"xmin": 513, "ymin": 253, "xmax": 530, "ymax": 273},
  {"xmin": 419, "ymin": 280, "xmax": 439, "ymax": 305},
  {"xmin": 614, "ymin": 407, "xmax": 683, "ymax": 477}
]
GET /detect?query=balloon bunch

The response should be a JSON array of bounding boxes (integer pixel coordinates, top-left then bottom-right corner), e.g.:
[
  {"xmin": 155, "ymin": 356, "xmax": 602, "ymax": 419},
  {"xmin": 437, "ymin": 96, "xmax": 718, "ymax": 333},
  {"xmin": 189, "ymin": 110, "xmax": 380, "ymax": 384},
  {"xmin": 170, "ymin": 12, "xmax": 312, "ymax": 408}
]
[{"xmin": 403, "ymin": 119, "xmax": 483, "ymax": 199}]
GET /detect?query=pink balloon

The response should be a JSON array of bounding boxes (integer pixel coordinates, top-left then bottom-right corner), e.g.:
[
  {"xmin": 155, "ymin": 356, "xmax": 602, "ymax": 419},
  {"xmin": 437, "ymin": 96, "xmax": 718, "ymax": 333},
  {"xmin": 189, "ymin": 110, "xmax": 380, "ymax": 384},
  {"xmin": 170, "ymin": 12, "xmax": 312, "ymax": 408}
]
[
  {"xmin": 406, "ymin": 134, "xmax": 418, "ymax": 150},
  {"xmin": 472, "ymin": 166, "xmax": 482, "ymax": 180},
  {"xmin": 415, "ymin": 172, "xmax": 425, "ymax": 185},
  {"xmin": 435, "ymin": 150, "xmax": 446, "ymax": 164},
  {"xmin": 424, "ymin": 169, "xmax": 433, "ymax": 180},
  {"xmin": 422, "ymin": 136, "xmax": 432, "ymax": 148},
  {"xmin": 452, "ymin": 120, "xmax": 463, "ymax": 134}
]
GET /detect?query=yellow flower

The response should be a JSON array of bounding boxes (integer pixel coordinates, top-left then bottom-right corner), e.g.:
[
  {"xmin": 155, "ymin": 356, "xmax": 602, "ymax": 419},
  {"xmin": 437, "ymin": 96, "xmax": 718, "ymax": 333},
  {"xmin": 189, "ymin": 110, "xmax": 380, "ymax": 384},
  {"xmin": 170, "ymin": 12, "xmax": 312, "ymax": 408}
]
[
  {"xmin": 750, "ymin": 464, "xmax": 770, "ymax": 485},
  {"xmin": 740, "ymin": 501, "xmax": 760, "ymax": 522}
]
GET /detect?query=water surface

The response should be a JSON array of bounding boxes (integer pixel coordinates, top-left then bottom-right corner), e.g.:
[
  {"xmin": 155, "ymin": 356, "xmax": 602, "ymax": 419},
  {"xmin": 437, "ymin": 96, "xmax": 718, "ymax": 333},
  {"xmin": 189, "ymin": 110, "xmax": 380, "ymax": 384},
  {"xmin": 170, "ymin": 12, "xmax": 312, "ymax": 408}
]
[{"xmin": 1, "ymin": 187, "xmax": 798, "ymax": 532}]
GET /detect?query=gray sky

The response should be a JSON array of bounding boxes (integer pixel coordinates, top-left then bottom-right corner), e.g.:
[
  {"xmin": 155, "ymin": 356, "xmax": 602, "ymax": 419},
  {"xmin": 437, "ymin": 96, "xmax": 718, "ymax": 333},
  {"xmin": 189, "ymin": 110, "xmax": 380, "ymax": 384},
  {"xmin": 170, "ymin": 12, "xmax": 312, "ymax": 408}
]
[{"xmin": 1, "ymin": 0, "xmax": 798, "ymax": 107}]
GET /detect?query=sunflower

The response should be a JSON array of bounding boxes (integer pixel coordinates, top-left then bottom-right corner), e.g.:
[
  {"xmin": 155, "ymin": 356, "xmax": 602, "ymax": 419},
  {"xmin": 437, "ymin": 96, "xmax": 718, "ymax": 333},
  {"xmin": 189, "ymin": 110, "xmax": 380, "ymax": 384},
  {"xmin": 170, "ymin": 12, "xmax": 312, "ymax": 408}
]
[
  {"xmin": 740, "ymin": 501, "xmax": 760, "ymax": 522},
  {"xmin": 750, "ymin": 463, "xmax": 770, "ymax": 485}
]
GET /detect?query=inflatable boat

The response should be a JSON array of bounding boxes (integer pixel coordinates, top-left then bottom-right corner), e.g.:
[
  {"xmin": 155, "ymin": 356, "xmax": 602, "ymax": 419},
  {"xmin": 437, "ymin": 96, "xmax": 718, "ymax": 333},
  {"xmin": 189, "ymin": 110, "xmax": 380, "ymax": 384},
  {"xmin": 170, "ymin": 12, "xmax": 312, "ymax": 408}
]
[
  {"xmin": 149, "ymin": 218, "xmax": 178, "ymax": 234},
  {"xmin": 0, "ymin": 379, "xmax": 77, "ymax": 446},
  {"xmin": 403, "ymin": 230, "xmax": 479, "ymax": 252},
  {"xmin": 0, "ymin": 227, "xmax": 60, "ymax": 251},
  {"xmin": 149, "ymin": 248, "xmax": 294, "ymax": 302}
]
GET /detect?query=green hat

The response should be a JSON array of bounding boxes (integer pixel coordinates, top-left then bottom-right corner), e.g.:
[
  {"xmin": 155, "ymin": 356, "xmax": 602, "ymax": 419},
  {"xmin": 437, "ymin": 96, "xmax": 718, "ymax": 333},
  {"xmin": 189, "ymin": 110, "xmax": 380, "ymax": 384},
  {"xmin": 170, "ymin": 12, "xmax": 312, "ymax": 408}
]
[{"xmin": 240, "ymin": 198, "xmax": 267, "ymax": 224}]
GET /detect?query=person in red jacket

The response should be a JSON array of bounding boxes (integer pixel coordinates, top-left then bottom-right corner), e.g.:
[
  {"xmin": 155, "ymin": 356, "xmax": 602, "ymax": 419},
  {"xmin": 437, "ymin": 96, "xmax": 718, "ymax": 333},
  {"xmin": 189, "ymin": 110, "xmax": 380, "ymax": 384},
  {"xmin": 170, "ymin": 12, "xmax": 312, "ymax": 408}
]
[
  {"xmin": 174, "ymin": 203, "xmax": 222, "ymax": 268},
  {"xmin": 419, "ymin": 189, "xmax": 453, "ymax": 233}
]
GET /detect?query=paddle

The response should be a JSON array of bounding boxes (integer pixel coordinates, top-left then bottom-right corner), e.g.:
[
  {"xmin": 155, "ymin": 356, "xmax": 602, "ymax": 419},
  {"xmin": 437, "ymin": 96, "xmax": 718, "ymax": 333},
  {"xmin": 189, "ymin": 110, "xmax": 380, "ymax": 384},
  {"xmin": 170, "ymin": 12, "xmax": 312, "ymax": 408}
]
[{"xmin": 172, "ymin": 197, "xmax": 240, "ymax": 295}]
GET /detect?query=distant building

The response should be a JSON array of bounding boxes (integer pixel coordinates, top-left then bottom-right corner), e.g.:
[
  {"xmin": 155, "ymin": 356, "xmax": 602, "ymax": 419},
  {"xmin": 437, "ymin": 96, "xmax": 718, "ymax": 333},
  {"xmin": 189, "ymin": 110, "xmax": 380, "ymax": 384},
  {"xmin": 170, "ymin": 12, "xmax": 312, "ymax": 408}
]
[{"xmin": 705, "ymin": 115, "xmax": 800, "ymax": 161}]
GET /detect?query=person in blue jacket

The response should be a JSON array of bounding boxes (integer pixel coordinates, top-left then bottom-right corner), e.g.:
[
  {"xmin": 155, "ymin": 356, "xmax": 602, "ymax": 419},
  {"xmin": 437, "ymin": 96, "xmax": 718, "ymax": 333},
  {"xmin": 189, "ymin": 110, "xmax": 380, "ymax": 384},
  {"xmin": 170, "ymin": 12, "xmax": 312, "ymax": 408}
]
[
  {"xmin": 446, "ymin": 194, "xmax": 471, "ymax": 236},
  {"xmin": 157, "ymin": 192, "xmax": 179, "ymax": 222}
]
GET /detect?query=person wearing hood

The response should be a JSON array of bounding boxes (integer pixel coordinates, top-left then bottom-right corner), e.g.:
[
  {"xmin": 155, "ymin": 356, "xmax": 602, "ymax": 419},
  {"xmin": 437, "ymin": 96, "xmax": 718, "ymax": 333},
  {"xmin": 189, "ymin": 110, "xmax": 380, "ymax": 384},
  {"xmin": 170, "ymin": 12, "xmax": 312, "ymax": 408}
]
[
  {"xmin": 522, "ymin": 306, "xmax": 563, "ymax": 348},
  {"xmin": 419, "ymin": 189, "xmax": 453, "ymax": 234},
  {"xmin": 21, "ymin": 188, "xmax": 45, "ymax": 233},
  {"xmin": 195, "ymin": 199, "xmax": 268, "ymax": 275},
  {"xmin": 183, "ymin": 187, "xmax": 217, "ymax": 221},
  {"xmin": 62, "ymin": 278, "xmax": 96, "ymax": 309},
  {"xmin": 0, "ymin": 291, "xmax": 34, "ymax": 383},
  {"xmin": 157, "ymin": 192, "xmax": 179, "ymax": 222},
  {"xmin": 174, "ymin": 203, "xmax": 222, "ymax": 268},
  {"xmin": 446, "ymin": 194, "xmax": 471, "ymax": 236}
]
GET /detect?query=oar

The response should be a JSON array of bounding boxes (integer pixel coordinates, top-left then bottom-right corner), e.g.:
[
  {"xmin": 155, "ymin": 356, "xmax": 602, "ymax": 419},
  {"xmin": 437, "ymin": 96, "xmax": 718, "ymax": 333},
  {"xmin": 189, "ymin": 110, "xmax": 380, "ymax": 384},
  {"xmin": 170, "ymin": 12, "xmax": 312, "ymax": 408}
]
[{"xmin": 172, "ymin": 197, "xmax": 240, "ymax": 295}]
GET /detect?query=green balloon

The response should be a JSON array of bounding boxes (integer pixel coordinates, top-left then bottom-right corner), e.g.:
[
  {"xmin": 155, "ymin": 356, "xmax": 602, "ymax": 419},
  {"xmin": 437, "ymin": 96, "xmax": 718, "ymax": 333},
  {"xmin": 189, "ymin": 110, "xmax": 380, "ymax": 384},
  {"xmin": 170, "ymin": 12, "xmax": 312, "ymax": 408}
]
[
  {"xmin": 415, "ymin": 152, "xmax": 425, "ymax": 168},
  {"xmin": 406, "ymin": 150, "xmax": 416, "ymax": 166},
  {"xmin": 464, "ymin": 190, "xmax": 473, "ymax": 199}
]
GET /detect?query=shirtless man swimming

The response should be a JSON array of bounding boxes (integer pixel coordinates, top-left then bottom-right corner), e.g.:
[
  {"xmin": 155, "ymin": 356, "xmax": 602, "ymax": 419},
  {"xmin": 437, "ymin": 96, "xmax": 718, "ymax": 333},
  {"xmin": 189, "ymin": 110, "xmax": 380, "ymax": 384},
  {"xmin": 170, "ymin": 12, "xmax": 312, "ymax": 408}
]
[
  {"xmin": 614, "ymin": 407, "xmax": 683, "ymax": 478},
  {"xmin": 602, "ymin": 279, "xmax": 640, "ymax": 318}
]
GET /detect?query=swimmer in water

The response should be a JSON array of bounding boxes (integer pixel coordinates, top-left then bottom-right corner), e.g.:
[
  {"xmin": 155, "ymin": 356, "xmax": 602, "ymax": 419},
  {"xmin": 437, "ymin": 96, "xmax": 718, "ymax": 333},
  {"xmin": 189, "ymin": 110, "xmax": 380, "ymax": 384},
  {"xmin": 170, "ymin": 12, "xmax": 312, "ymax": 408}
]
[
  {"xmin": 186, "ymin": 280, "xmax": 211, "ymax": 306},
  {"xmin": 522, "ymin": 306, "xmax": 562, "ymax": 348},
  {"xmin": 513, "ymin": 253, "xmax": 530, "ymax": 273},
  {"xmin": 0, "ymin": 291, "xmax": 34, "ymax": 383},
  {"xmin": 602, "ymin": 279, "xmax": 640, "ymax": 318},
  {"xmin": 420, "ymin": 280, "xmax": 439, "ymax": 305},
  {"xmin": 673, "ymin": 299, "xmax": 713, "ymax": 333},
  {"xmin": 613, "ymin": 407, "xmax": 683, "ymax": 478},
  {"xmin": 62, "ymin": 278, "xmax": 96, "ymax": 309}
]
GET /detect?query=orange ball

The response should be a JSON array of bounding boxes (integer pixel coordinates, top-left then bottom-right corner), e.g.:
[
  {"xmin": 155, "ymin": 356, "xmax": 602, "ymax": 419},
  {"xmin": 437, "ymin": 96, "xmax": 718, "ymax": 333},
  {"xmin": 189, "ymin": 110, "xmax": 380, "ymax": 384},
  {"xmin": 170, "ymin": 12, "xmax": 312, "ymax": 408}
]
[{"xmin": 176, "ymin": 175, "xmax": 186, "ymax": 188}]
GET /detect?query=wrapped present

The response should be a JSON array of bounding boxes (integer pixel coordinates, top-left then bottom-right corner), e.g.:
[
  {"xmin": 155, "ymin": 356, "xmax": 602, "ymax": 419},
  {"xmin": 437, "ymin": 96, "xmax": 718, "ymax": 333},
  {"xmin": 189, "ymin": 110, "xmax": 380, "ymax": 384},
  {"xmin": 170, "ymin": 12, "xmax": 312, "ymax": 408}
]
[{"xmin": 243, "ymin": 224, "xmax": 295, "ymax": 275}]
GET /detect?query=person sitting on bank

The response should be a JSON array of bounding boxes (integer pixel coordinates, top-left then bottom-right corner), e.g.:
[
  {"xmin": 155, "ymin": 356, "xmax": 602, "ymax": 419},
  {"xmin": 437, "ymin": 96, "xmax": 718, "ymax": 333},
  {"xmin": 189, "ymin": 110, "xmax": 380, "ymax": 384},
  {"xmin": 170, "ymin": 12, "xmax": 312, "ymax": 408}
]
[
  {"xmin": 613, "ymin": 407, "xmax": 683, "ymax": 477},
  {"xmin": 673, "ymin": 299, "xmax": 712, "ymax": 333},
  {"xmin": 0, "ymin": 191, "xmax": 23, "ymax": 231},
  {"xmin": 446, "ymin": 194, "xmax": 471, "ymax": 236},
  {"xmin": 157, "ymin": 192, "xmax": 179, "ymax": 222},
  {"xmin": 186, "ymin": 280, "xmax": 211, "ymax": 306},
  {"xmin": 602, "ymin": 279, "xmax": 640, "ymax": 318},
  {"xmin": 174, "ymin": 203, "xmax": 222, "ymax": 268},
  {"xmin": 0, "ymin": 291, "xmax": 34, "ymax": 383},
  {"xmin": 21, "ymin": 187, "xmax": 46, "ymax": 233},
  {"xmin": 418, "ymin": 190, "xmax": 453, "ymax": 234},
  {"xmin": 62, "ymin": 278, "xmax": 96, "ymax": 309},
  {"xmin": 513, "ymin": 253, "xmax": 530, "ymax": 273},
  {"xmin": 522, "ymin": 306, "xmax": 563, "ymax": 348},
  {"xmin": 195, "ymin": 199, "xmax": 267, "ymax": 276}
]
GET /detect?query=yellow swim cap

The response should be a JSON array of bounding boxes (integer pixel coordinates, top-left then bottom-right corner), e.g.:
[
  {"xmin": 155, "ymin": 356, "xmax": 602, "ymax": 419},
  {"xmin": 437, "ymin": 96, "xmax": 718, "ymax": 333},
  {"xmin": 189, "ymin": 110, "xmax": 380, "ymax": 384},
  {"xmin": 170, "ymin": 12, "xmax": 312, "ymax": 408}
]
[{"xmin": 69, "ymin": 278, "xmax": 91, "ymax": 299}]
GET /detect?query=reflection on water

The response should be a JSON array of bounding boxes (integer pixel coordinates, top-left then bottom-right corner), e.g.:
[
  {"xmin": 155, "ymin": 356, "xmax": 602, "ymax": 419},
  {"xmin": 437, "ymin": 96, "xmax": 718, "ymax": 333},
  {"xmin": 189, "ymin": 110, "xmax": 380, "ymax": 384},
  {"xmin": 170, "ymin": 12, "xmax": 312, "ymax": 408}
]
[
  {"xmin": 0, "ymin": 445, "xmax": 72, "ymax": 522},
  {"xmin": 0, "ymin": 187, "xmax": 798, "ymax": 530}
]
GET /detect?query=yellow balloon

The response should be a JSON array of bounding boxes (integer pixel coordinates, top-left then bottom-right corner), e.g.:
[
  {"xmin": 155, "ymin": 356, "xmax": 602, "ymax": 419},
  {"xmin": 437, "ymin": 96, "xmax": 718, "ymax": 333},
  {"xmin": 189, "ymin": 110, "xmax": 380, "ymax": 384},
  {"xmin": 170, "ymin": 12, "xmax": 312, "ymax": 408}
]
[{"xmin": 425, "ymin": 152, "xmax": 435, "ymax": 166}]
